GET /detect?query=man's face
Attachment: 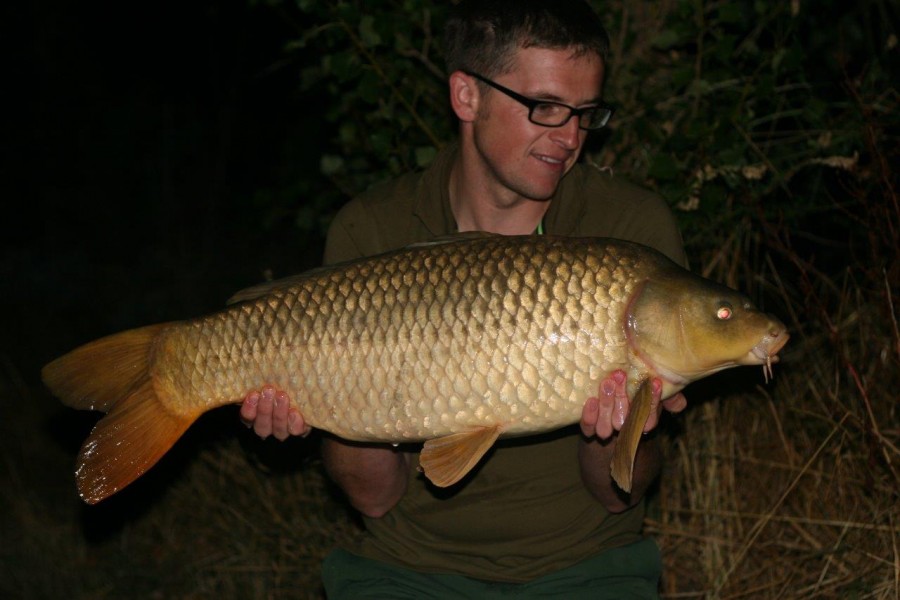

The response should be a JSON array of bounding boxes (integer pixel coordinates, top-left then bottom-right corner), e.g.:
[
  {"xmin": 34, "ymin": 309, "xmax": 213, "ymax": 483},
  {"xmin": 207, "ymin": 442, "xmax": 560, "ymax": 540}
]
[{"xmin": 471, "ymin": 46, "xmax": 605, "ymax": 203}]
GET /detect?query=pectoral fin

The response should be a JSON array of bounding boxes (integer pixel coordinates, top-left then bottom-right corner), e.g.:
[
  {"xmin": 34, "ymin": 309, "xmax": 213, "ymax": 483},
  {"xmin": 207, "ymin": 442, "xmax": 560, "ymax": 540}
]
[
  {"xmin": 420, "ymin": 426, "xmax": 502, "ymax": 487},
  {"xmin": 610, "ymin": 379, "xmax": 654, "ymax": 493}
]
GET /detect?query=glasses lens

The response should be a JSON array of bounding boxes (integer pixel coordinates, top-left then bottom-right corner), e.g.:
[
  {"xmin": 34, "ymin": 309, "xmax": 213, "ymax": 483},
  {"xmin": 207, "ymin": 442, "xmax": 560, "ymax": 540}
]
[
  {"xmin": 530, "ymin": 103, "xmax": 570, "ymax": 127},
  {"xmin": 581, "ymin": 107, "xmax": 612, "ymax": 130},
  {"xmin": 526, "ymin": 98, "xmax": 614, "ymax": 130}
]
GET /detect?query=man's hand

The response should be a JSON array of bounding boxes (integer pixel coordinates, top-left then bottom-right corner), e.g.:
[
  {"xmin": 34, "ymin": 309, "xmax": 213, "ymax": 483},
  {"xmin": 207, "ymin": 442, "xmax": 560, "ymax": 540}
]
[
  {"xmin": 238, "ymin": 386, "xmax": 404, "ymax": 517},
  {"xmin": 578, "ymin": 370, "xmax": 686, "ymax": 511},
  {"xmin": 239, "ymin": 385, "xmax": 311, "ymax": 440},
  {"xmin": 580, "ymin": 370, "xmax": 687, "ymax": 440}
]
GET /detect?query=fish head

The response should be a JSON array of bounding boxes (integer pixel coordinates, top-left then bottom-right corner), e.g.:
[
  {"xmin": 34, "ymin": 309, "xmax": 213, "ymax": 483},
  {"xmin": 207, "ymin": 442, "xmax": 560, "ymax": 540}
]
[{"xmin": 625, "ymin": 269, "xmax": 789, "ymax": 386}]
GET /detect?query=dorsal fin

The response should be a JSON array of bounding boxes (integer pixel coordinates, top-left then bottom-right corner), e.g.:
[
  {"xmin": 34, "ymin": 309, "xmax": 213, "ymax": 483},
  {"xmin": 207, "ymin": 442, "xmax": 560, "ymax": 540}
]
[
  {"xmin": 405, "ymin": 231, "xmax": 498, "ymax": 249},
  {"xmin": 227, "ymin": 272, "xmax": 324, "ymax": 305}
]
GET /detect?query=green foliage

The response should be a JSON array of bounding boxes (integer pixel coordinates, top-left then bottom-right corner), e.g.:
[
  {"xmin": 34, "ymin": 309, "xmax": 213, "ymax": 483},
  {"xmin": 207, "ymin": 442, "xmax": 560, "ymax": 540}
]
[
  {"xmin": 595, "ymin": 0, "xmax": 898, "ymax": 259},
  {"xmin": 263, "ymin": 0, "xmax": 897, "ymax": 304},
  {"xmin": 285, "ymin": 0, "xmax": 453, "ymax": 200}
]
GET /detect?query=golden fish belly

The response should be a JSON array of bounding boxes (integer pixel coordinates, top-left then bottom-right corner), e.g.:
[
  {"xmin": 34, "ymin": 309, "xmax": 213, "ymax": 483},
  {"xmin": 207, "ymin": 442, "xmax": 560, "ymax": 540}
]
[{"xmin": 153, "ymin": 237, "xmax": 648, "ymax": 442}]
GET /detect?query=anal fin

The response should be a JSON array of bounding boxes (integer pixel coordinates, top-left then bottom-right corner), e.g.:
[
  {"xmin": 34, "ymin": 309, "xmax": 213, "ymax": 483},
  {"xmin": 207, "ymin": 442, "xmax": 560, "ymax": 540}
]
[
  {"xmin": 419, "ymin": 426, "xmax": 501, "ymax": 487},
  {"xmin": 610, "ymin": 379, "xmax": 654, "ymax": 493}
]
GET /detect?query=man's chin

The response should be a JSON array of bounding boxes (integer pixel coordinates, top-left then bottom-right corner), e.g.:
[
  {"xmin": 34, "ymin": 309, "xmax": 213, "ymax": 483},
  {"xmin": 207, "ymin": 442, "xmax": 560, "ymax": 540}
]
[{"xmin": 512, "ymin": 176, "xmax": 564, "ymax": 202}]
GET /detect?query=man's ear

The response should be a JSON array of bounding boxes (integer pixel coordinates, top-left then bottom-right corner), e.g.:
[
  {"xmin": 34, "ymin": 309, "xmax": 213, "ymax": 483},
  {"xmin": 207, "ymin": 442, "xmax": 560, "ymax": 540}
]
[{"xmin": 449, "ymin": 70, "xmax": 479, "ymax": 122}]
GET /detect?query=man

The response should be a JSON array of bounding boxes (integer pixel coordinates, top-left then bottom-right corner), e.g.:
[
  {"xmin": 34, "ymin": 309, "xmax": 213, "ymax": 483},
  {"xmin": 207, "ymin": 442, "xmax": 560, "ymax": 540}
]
[{"xmin": 242, "ymin": 1, "xmax": 687, "ymax": 597}]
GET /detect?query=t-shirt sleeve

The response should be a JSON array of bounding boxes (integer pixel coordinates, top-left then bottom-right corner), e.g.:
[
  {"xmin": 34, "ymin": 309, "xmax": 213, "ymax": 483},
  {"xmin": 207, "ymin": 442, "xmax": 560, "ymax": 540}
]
[
  {"xmin": 322, "ymin": 174, "xmax": 425, "ymax": 267},
  {"xmin": 322, "ymin": 198, "xmax": 378, "ymax": 266},
  {"xmin": 575, "ymin": 169, "xmax": 688, "ymax": 268},
  {"xmin": 632, "ymin": 192, "xmax": 687, "ymax": 268}
]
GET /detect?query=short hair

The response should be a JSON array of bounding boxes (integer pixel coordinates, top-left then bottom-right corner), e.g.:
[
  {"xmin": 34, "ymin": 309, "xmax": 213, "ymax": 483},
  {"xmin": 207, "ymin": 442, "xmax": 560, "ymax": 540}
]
[{"xmin": 443, "ymin": 0, "xmax": 610, "ymax": 77}]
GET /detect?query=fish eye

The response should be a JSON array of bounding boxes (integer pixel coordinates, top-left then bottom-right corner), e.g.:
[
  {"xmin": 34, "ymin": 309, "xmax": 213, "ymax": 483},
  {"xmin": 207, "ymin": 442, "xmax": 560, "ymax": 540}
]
[{"xmin": 716, "ymin": 303, "xmax": 733, "ymax": 320}]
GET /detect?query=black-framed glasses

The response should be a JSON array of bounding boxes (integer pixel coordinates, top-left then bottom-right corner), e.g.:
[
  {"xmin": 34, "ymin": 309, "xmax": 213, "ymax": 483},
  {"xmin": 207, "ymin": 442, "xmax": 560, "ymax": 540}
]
[{"xmin": 464, "ymin": 71, "xmax": 614, "ymax": 131}]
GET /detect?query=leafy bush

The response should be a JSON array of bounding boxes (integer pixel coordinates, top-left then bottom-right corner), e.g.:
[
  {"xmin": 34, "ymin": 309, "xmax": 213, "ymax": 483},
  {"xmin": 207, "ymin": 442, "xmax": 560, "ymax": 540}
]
[{"xmin": 264, "ymin": 1, "xmax": 896, "ymax": 265}]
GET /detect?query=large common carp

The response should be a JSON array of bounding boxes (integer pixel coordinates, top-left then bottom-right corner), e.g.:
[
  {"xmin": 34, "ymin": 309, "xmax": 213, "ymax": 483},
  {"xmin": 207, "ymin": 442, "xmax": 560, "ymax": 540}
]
[{"xmin": 43, "ymin": 234, "xmax": 788, "ymax": 504}]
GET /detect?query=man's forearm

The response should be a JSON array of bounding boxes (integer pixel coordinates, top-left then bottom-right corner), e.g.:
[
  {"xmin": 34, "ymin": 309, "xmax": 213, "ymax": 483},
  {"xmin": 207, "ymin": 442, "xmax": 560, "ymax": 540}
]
[
  {"xmin": 578, "ymin": 434, "xmax": 662, "ymax": 513},
  {"xmin": 321, "ymin": 436, "xmax": 412, "ymax": 518}
]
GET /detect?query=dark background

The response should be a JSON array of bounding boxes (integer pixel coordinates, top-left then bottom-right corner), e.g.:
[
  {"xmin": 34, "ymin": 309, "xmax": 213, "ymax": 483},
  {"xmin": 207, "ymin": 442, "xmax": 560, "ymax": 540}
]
[
  {"xmin": 4, "ymin": 1, "xmax": 329, "ymax": 377},
  {"xmin": 2, "ymin": 4, "xmax": 348, "ymax": 593},
  {"xmin": 2, "ymin": 0, "xmax": 338, "ymax": 530}
]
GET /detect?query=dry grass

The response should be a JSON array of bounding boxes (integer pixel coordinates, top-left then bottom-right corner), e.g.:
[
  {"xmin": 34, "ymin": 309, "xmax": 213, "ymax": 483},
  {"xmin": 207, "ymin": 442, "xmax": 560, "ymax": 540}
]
[{"xmin": 652, "ymin": 363, "xmax": 899, "ymax": 598}]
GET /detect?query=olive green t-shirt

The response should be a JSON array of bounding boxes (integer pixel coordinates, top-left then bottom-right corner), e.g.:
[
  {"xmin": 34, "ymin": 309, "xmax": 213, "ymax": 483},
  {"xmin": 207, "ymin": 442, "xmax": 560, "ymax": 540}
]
[{"xmin": 322, "ymin": 142, "xmax": 686, "ymax": 583}]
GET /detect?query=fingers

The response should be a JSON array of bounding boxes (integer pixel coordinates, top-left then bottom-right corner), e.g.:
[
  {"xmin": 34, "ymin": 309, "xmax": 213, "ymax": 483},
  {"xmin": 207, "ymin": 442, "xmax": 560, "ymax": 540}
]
[
  {"xmin": 581, "ymin": 372, "xmax": 620, "ymax": 440},
  {"xmin": 596, "ymin": 396, "xmax": 614, "ymax": 439},
  {"xmin": 270, "ymin": 389, "xmax": 291, "ymax": 441},
  {"xmin": 580, "ymin": 396, "xmax": 599, "ymax": 437},
  {"xmin": 272, "ymin": 390, "xmax": 312, "ymax": 439},
  {"xmin": 582, "ymin": 373, "xmax": 685, "ymax": 440},
  {"xmin": 241, "ymin": 385, "xmax": 300, "ymax": 441},
  {"xmin": 609, "ymin": 370, "xmax": 628, "ymax": 431},
  {"xmin": 581, "ymin": 396, "xmax": 613, "ymax": 439},
  {"xmin": 287, "ymin": 408, "xmax": 311, "ymax": 437},
  {"xmin": 240, "ymin": 390, "xmax": 260, "ymax": 424},
  {"xmin": 662, "ymin": 392, "xmax": 688, "ymax": 414},
  {"xmin": 606, "ymin": 374, "xmax": 680, "ymax": 435},
  {"xmin": 253, "ymin": 386, "xmax": 278, "ymax": 439}
]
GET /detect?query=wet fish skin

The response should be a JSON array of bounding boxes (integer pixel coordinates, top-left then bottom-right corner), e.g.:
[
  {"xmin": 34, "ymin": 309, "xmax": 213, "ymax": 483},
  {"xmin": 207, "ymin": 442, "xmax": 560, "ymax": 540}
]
[
  {"xmin": 43, "ymin": 234, "xmax": 788, "ymax": 503},
  {"xmin": 158, "ymin": 236, "xmax": 643, "ymax": 440}
]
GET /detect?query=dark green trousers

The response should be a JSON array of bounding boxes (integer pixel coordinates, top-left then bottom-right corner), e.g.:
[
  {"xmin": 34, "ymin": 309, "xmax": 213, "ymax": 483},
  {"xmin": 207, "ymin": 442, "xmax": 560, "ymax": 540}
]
[{"xmin": 322, "ymin": 538, "xmax": 662, "ymax": 599}]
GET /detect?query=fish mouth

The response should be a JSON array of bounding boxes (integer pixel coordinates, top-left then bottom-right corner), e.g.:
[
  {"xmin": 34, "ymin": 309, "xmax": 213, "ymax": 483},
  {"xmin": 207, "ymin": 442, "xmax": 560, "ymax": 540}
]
[
  {"xmin": 739, "ymin": 330, "xmax": 789, "ymax": 383},
  {"xmin": 740, "ymin": 330, "xmax": 789, "ymax": 366}
]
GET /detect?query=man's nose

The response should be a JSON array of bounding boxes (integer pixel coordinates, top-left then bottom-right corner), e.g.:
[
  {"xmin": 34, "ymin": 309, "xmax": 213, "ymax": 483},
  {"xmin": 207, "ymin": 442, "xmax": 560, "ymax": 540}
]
[{"xmin": 549, "ymin": 115, "xmax": 582, "ymax": 150}]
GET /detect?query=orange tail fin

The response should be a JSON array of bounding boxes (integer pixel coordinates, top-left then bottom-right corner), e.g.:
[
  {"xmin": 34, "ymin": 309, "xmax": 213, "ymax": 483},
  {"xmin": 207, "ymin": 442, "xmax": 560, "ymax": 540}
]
[{"xmin": 42, "ymin": 324, "xmax": 199, "ymax": 504}]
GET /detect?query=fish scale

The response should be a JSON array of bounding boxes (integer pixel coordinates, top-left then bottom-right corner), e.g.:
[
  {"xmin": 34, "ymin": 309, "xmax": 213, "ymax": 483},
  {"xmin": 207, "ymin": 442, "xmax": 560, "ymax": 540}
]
[
  {"xmin": 43, "ymin": 234, "xmax": 788, "ymax": 502},
  {"xmin": 154, "ymin": 236, "xmax": 625, "ymax": 441}
]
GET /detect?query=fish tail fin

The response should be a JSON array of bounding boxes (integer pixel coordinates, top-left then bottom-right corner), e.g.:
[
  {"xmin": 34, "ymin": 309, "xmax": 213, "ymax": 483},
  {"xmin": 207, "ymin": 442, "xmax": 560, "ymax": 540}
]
[
  {"xmin": 75, "ymin": 380, "xmax": 196, "ymax": 504},
  {"xmin": 42, "ymin": 324, "xmax": 199, "ymax": 504},
  {"xmin": 42, "ymin": 324, "xmax": 169, "ymax": 412}
]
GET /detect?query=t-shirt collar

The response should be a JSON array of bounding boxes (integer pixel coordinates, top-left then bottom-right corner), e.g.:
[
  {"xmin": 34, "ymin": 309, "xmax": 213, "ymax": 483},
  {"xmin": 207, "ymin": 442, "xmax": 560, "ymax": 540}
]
[{"xmin": 412, "ymin": 139, "xmax": 588, "ymax": 237}]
